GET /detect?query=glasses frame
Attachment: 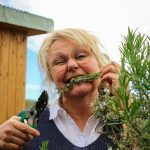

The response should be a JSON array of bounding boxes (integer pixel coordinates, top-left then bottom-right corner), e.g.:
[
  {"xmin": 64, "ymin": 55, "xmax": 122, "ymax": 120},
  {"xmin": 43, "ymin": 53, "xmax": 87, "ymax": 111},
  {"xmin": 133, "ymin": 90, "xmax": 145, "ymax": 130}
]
[{"xmin": 48, "ymin": 45, "xmax": 94, "ymax": 73}]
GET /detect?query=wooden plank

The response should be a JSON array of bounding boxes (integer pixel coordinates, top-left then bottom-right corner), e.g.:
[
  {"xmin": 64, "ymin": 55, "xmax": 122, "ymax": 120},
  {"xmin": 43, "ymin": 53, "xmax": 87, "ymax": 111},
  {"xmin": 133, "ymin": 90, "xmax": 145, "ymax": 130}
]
[
  {"xmin": 7, "ymin": 31, "xmax": 17, "ymax": 118},
  {"xmin": 0, "ymin": 30, "xmax": 9, "ymax": 124},
  {"xmin": 15, "ymin": 32, "xmax": 27, "ymax": 113}
]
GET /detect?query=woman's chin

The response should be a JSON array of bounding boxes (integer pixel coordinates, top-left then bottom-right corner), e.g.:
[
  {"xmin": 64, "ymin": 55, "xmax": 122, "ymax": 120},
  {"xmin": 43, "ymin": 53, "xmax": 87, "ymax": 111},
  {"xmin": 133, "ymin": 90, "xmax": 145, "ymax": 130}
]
[{"xmin": 68, "ymin": 83, "xmax": 92, "ymax": 96}]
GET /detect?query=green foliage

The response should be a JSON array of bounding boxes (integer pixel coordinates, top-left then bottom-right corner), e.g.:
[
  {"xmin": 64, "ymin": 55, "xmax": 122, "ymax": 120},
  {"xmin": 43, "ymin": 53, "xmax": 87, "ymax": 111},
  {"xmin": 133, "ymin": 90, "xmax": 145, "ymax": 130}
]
[
  {"xmin": 92, "ymin": 28, "xmax": 150, "ymax": 150},
  {"xmin": 39, "ymin": 140, "xmax": 49, "ymax": 150},
  {"xmin": 25, "ymin": 99, "xmax": 35, "ymax": 108},
  {"xmin": 58, "ymin": 72, "xmax": 100, "ymax": 93}
]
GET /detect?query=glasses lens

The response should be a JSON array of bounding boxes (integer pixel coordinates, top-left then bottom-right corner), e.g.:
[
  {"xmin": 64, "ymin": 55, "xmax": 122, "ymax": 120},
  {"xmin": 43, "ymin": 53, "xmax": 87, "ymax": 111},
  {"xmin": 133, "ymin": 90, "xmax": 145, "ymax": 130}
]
[
  {"xmin": 50, "ymin": 45, "xmax": 92, "ymax": 73},
  {"xmin": 74, "ymin": 45, "xmax": 92, "ymax": 64}
]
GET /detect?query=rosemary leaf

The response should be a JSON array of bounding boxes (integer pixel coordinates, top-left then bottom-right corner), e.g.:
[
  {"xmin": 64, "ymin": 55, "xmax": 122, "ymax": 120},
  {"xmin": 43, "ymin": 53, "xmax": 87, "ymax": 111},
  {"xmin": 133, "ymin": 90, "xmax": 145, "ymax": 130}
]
[{"xmin": 39, "ymin": 140, "xmax": 49, "ymax": 150}]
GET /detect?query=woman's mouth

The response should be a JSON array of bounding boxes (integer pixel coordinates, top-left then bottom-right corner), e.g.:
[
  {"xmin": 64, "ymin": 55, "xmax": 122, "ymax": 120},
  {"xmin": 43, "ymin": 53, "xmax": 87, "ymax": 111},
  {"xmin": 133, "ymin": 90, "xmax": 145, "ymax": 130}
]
[{"xmin": 59, "ymin": 72, "xmax": 100, "ymax": 94}]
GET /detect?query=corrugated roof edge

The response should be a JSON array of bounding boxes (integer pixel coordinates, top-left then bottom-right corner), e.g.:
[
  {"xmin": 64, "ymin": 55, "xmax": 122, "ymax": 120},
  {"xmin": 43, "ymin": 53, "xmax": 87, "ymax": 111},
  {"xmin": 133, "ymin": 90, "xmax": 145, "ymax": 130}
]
[
  {"xmin": 0, "ymin": 4, "xmax": 52, "ymax": 21},
  {"xmin": 0, "ymin": 4, "xmax": 54, "ymax": 34}
]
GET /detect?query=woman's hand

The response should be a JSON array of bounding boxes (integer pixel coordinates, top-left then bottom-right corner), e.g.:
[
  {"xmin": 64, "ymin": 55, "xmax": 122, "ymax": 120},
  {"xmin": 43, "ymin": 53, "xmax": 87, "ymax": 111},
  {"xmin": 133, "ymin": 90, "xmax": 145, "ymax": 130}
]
[
  {"xmin": 0, "ymin": 116, "xmax": 40, "ymax": 150},
  {"xmin": 100, "ymin": 61, "xmax": 121, "ymax": 97}
]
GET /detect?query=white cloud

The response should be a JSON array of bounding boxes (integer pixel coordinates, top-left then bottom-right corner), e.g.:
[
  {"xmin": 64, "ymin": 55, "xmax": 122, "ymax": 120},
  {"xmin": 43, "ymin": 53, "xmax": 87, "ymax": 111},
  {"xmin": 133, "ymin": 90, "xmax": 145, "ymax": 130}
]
[
  {"xmin": 26, "ymin": 84, "xmax": 41, "ymax": 90},
  {"xmin": 27, "ymin": 34, "xmax": 48, "ymax": 53},
  {"xmin": 1, "ymin": 0, "xmax": 150, "ymax": 61},
  {"xmin": 0, "ymin": 0, "xmax": 32, "ymax": 11}
]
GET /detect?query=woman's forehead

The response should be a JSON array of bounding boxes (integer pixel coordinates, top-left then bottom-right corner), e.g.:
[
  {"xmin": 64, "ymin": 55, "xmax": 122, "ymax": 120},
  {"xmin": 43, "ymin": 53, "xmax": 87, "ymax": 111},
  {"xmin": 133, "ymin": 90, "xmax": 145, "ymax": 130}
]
[
  {"xmin": 49, "ymin": 39, "xmax": 76, "ymax": 52},
  {"xmin": 52, "ymin": 38, "xmax": 78, "ymax": 47},
  {"xmin": 48, "ymin": 39, "xmax": 90, "ymax": 55}
]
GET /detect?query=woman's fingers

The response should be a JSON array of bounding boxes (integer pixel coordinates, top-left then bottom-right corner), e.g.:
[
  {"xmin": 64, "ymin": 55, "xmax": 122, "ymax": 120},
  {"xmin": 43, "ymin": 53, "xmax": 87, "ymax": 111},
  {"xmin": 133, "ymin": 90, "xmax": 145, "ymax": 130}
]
[
  {"xmin": 11, "ymin": 127, "xmax": 33, "ymax": 142},
  {"xmin": 13, "ymin": 119, "xmax": 40, "ymax": 137},
  {"xmin": 100, "ymin": 61, "xmax": 120, "ymax": 77},
  {"xmin": 0, "ymin": 142, "xmax": 23, "ymax": 150},
  {"xmin": 101, "ymin": 72, "xmax": 119, "ymax": 85},
  {"xmin": 100, "ymin": 61, "xmax": 121, "ymax": 96},
  {"xmin": 4, "ymin": 134, "xmax": 31, "ymax": 146},
  {"xmin": 4, "ymin": 116, "xmax": 40, "ymax": 138},
  {"xmin": 0, "ymin": 116, "xmax": 40, "ymax": 150}
]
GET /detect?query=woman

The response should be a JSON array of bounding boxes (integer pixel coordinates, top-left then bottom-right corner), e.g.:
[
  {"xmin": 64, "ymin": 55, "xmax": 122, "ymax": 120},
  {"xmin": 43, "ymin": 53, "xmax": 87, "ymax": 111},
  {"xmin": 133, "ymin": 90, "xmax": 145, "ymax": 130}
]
[{"xmin": 0, "ymin": 28, "xmax": 120, "ymax": 150}]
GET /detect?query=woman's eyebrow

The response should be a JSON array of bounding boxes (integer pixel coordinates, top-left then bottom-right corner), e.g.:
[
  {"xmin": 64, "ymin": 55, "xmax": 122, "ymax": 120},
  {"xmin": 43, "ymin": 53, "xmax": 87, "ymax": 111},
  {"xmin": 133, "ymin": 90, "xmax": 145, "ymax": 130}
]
[
  {"xmin": 48, "ymin": 45, "xmax": 85, "ymax": 56},
  {"xmin": 48, "ymin": 51, "xmax": 65, "ymax": 56}
]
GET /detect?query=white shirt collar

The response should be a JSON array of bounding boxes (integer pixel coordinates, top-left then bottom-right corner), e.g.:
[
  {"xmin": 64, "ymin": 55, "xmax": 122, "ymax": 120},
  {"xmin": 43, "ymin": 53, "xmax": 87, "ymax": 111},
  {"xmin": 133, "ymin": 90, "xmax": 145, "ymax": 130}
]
[
  {"xmin": 48, "ymin": 97, "xmax": 64, "ymax": 120},
  {"xmin": 47, "ymin": 97, "xmax": 98, "ymax": 123}
]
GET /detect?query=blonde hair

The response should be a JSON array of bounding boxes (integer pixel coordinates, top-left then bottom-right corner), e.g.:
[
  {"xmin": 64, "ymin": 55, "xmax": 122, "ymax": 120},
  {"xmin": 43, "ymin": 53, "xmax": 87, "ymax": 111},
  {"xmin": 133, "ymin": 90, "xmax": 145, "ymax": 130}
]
[{"xmin": 38, "ymin": 28, "xmax": 109, "ymax": 88}]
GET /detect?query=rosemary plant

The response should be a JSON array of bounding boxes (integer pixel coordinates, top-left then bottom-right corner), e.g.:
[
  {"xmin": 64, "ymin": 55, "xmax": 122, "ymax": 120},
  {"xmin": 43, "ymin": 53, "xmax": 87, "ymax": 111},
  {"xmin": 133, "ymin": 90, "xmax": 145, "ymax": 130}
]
[
  {"xmin": 58, "ymin": 72, "xmax": 100, "ymax": 94},
  {"xmin": 92, "ymin": 28, "xmax": 150, "ymax": 150}
]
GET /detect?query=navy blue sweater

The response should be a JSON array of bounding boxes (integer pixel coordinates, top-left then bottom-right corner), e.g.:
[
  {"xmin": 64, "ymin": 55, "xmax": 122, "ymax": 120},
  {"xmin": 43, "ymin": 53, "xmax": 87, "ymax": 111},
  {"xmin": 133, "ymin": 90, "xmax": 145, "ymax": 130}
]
[{"xmin": 23, "ymin": 108, "xmax": 115, "ymax": 150}]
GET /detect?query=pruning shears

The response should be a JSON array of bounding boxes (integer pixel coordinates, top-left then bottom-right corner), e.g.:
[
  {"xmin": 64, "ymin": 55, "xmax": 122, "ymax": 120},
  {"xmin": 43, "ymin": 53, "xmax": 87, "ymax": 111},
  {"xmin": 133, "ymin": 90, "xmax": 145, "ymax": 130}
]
[{"xmin": 20, "ymin": 90, "xmax": 48, "ymax": 128}]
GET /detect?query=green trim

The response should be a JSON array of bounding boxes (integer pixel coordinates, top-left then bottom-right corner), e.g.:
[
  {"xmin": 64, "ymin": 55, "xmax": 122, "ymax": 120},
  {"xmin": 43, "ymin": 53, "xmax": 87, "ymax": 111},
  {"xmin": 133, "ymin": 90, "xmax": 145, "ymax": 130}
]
[{"xmin": 0, "ymin": 5, "xmax": 54, "ymax": 34}]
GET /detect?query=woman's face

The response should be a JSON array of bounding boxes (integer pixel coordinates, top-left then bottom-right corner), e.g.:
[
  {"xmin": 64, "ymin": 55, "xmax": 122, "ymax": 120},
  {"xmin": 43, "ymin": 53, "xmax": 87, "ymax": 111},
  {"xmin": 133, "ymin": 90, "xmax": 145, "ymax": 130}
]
[{"xmin": 47, "ymin": 38, "xmax": 101, "ymax": 97}]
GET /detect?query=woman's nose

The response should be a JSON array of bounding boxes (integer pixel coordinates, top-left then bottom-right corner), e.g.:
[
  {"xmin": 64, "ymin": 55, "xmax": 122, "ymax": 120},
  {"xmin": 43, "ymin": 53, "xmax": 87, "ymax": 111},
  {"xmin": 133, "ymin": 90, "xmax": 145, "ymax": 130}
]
[{"xmin": 67, "ymin": 58, "xmax": 78, "ymax": 72}]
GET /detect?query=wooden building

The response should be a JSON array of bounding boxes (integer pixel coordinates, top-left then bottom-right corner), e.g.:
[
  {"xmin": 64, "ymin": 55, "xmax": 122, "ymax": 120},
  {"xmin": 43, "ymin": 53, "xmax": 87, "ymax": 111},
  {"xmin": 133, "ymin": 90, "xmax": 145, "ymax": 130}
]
[{"xmin": 0, "ymin": 5, "xmax": 54, "ymax": 124}]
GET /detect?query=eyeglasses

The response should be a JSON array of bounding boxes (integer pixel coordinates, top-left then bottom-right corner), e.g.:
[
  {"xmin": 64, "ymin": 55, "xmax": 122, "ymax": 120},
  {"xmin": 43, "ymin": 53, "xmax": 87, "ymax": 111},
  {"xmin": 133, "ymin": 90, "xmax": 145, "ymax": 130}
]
[{"xmin": 48, "ymin": 45, "xmax": 93, "ymax": 73}]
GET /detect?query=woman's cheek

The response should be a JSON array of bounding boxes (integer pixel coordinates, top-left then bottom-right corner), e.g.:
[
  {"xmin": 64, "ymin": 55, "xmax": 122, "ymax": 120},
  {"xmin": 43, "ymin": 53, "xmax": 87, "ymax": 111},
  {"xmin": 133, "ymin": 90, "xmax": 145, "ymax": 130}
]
[{"xmin": 51, "ymin": 72, "xmax": 65, "ymax": 88}]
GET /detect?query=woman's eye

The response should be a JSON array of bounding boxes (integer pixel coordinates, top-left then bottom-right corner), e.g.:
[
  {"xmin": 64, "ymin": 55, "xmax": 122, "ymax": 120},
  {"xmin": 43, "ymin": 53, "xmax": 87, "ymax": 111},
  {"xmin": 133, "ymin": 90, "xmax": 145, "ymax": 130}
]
[
  {"xmin": 76, "ymin": 53, "xmax": 87, "ymax": 60},
  {"xmin": 53, "ymin": 58, "xmax": 66, "ymax": 65},
  {"xmin": 55, "ymin": 60, "xmax": 65, "ymax": 65}
]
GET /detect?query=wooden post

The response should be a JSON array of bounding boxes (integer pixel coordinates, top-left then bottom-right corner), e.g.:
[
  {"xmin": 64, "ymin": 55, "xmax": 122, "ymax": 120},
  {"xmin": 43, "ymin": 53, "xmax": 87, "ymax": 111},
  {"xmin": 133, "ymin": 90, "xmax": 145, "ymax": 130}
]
[
  {"xmin": 0, "ymin": 30, "xmax": 9, "ymax": 124},
  {"xmin": 0, "ymin": 29, "xmax": 27, "ymax": 124},
  {"xmin": 0, "ymin": 5, "xmax": 53, "ymax": 124}
]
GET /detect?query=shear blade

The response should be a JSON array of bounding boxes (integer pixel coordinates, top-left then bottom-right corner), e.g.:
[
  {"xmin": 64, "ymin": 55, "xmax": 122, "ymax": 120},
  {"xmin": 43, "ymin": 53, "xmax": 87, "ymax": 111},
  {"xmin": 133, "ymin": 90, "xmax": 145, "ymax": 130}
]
[{"xmin": 35, "ymin": 90, "xmax": 48, "ymax": 116}]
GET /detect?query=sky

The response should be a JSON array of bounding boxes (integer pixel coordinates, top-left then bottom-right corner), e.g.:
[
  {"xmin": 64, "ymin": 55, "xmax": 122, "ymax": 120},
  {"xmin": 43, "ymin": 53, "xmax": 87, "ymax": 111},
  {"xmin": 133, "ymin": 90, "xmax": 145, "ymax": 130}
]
[{"xmin": 0, "ymin": 0, "xmax": 149, "ymax": 100}]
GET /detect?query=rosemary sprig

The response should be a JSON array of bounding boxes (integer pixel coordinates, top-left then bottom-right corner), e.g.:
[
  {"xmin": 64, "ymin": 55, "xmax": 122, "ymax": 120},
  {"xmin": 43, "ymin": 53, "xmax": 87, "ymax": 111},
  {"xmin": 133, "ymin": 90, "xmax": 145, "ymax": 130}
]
[
  {"xmin": 58, "ymin": 72, "xmax": 100, "ymax": 94},
  {"xmin": 39, "ymin": 140, "xmax": 49, "ymax": 150}
]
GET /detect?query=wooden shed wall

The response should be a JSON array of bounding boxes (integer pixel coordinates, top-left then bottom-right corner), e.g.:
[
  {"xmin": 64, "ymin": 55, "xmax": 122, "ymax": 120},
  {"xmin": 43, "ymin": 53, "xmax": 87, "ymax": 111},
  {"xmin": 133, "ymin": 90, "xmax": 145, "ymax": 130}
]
[{"xmin": 0, "ymin": 29, "xmax": 26, "ymax": 124}]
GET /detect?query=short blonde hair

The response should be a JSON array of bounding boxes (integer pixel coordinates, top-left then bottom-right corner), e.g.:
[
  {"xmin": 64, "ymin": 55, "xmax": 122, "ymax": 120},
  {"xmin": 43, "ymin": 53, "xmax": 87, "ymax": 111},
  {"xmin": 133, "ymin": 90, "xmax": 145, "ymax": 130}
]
[{"xmin": 38, "ymin": 28, "xmax": 109, "ymax": 87}]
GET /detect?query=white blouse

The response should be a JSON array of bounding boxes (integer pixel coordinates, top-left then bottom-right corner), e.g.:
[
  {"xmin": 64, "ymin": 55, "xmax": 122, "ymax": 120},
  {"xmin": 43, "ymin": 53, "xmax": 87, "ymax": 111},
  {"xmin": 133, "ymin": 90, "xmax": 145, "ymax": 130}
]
[{"xmin": 48, "ymin": 99, "xmax": 100, "ymax": 147}]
